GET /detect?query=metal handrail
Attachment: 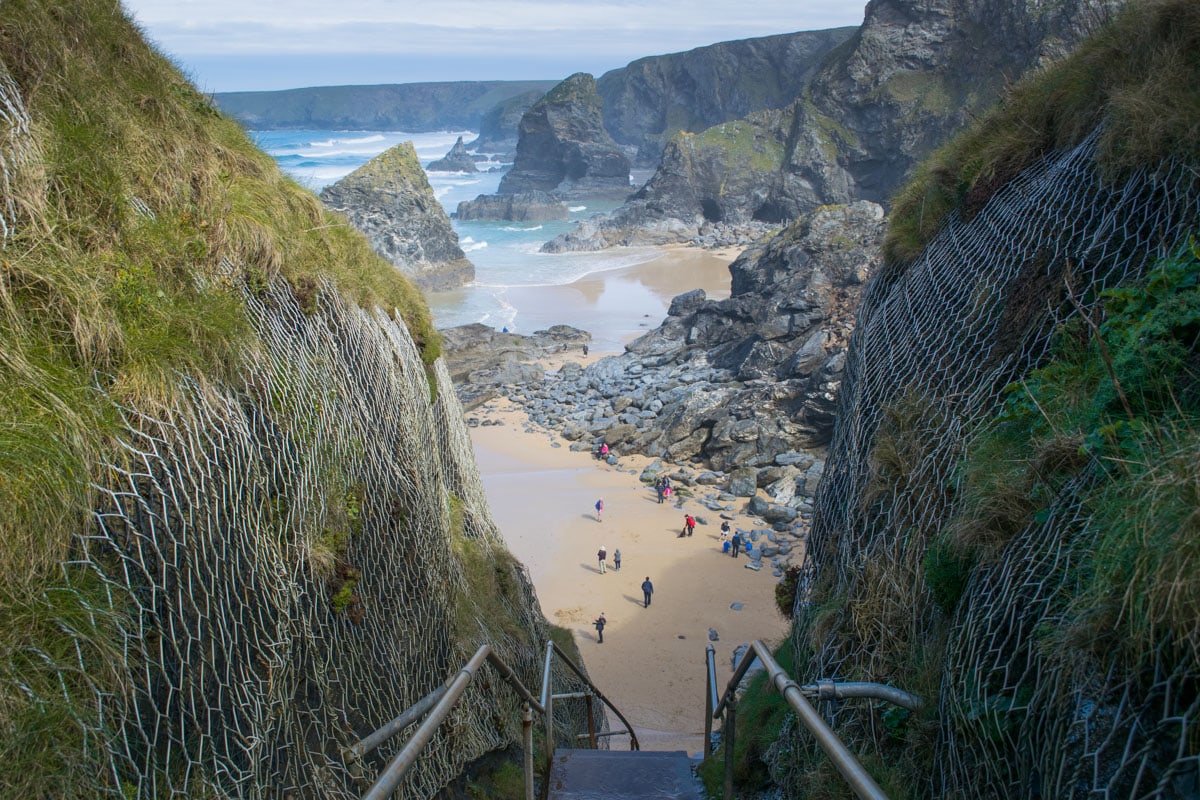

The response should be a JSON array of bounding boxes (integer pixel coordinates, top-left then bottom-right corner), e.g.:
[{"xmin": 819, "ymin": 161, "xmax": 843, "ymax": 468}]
[
  {"xmin": 705, "ymin": 640, "xmax": 924, "ymax": 800},
  {"xmin": 352, "ymin": 639, "xmax": 639, "ymax": 800}
]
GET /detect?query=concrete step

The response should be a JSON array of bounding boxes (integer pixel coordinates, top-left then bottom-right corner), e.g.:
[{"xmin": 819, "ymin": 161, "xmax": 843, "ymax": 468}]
[{"xmin": 546, "ymin": 748, "xmax": 704, "ymax": 800}]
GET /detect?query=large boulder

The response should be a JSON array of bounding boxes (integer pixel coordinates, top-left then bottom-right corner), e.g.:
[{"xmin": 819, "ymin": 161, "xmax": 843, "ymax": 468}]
[
  {"xmin": 498, "ymin": 73, "xmax": 631, "ymax": 199},
  {"xmin": 455, "ymin": 191, "xmax": 569, "ymax": 221},
  {"xmin": 320, "ymin": 142, "xmax": 474, "ymax": 290}
]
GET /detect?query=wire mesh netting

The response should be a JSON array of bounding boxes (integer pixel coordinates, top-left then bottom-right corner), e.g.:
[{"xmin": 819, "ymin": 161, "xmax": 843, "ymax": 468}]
[
  {"xmin": 24, "ymin": 272, "xmax": 599, "ymax": 798},
  {"xmin": 787, "ymin": 130, "xmax": 1200, "ymax": 797}
]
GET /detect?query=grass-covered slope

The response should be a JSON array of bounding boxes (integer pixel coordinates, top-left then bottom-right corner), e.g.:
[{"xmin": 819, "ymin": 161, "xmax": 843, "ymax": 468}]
[
  {"xmin": 885, "ymin": 0, "xmax": 1200, "ymax": 263},
  {"xmin": 0, "ymin": 2, "xmax": 565, "ymax": 797},
  {"xmin": 751, "ymin": 1, "xmax": 1200, "ymax": 797}
]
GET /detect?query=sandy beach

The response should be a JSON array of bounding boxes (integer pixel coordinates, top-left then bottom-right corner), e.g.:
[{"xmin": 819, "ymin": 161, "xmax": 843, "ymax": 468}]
[{"xmin": 467, "ymin": 245, "xmax": 792, "ymax": 754}]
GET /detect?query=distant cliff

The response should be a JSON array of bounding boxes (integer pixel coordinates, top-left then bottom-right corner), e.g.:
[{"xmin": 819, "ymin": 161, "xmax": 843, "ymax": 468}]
[
  {"xmin": 596, "ymin": 27, "xmax": 856, "ymax": 164},
  {"xmin": 213, "ymin": 80, "xmax": 557, "ymax": 132},
  {"xmin": 547, "ymin": 0, "xmax": 1127, "ymax": 250}
]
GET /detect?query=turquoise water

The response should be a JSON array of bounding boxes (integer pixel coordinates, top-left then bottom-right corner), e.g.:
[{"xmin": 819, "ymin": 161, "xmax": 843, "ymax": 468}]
[{"xmin": 251, "ymin": 129, "xmax": 658, "ymax": 334}]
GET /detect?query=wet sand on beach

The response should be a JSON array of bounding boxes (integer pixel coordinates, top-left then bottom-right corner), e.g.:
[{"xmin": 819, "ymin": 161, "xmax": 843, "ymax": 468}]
[{"xmin": 467, "ymin": 245, "xmax": 792, "ymax": 754}]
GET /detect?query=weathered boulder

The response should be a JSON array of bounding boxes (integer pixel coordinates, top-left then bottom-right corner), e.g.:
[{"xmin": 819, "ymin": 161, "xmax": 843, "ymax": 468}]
[
  {"xmin": 320, "ymin": 142, "xmax": 474, "ymax": 290},
  {"xmin": 455, "ymin": 191, "xmax": 569, "ymax": 221},
  {"xmin": 498, "ymin": 73, "xmax": 631, "ymax": 199},
  {"xmin": 426, "ymin": 136, "xmax": 478, "ymax": 172}
]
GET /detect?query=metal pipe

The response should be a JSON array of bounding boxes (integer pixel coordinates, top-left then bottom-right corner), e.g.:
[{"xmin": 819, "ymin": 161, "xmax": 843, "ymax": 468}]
[
  {"xmin": 551, "ymin": 691, "xmax": 593, "ymax": 700},
  {"xmin": 704, "ymin": 644, "xmax": 717, "ymax": 755},
  {"xmin": 344, "ymin": 684, "xmax": 448, "ymax": 762},
  {"xmin": 547, "ymin": 641, "xmax": 640, "ymax": 750},
  {"xmin": 522, "ymin": 704, "xmax": 534, "ymax": 800},
  {"xmin": 541, "ymin": 643, "xmax": 555, "ymax": 765},
  {"xmin": 585, "ymin": 694, "xmax": 597, "ymax": 749},
  {"xmin": 723, "ymin": 696, "xmax": 736, "ymax": 800},
  {"xmin": 362, "ymin": 645, "xmax": 493, "ymax": 800},
  {"xmin": 800, "ymin": 680, "xmax": 924, "ymax": 712},
  {"xmin": 485, "ymin": 651, "xmax": 545, "ymax": 714}
]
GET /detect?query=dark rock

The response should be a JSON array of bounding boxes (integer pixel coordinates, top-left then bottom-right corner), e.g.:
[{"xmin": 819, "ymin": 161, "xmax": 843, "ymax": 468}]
[
  {"xmin": 320, "ymin": 142, "xmax": 473, "ymax": 290},
  {"xmin": 426, "ymin": 136, "xmax": 478, "ymax": 172},
  {"xmin": 498, "ymin": 73, "xmax": 631, "ymax": 198},
  {"xmin": 455, "ymin": 191, "xmax": 568, "ymax": 221}
]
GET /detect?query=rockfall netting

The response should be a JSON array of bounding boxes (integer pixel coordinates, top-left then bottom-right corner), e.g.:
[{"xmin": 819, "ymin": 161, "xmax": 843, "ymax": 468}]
[
  {"xmin": 46, "ymin": 275, "xmax": 596, "ymax": 798},
  {"xmin": 787, "ymin": 129, "xmax": 1200, "ymax": 797}
]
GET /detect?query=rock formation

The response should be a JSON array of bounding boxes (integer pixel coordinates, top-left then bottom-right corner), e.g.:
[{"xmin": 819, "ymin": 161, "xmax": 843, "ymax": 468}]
[
  {"xmin": 467, "ymin": 88, "xmax": 545, "ymax": 155},
  {"xmin": 441, "ymin": 323, "xmax": 590, "ymax": 409},
  {"xmin": 497, "ymin": 73, "xmax": 631, "ymax": 199},
  {"xmin": 596, "ymin": 27, "xmax": 856, "ymax": 164},
  {"xmin": 455, "ymin": 191, "xmax": 569, "ymax": 222},
  {"xmin": 426, "ymin": 135, "xmax": 478, "ymax": 172},
  {"xmin": 545, "ymin": 0, "xmax": 1126, "ymax": 251},
  {"xmin": 320, "ymin": 141, "xmax": 475, "ymax": 290}
]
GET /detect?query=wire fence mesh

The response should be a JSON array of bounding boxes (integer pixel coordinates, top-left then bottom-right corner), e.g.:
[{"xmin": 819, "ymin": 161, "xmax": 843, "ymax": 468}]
[{"xmin": 787, "ymin": 130, "xmax": 1200, "ymax": 797}]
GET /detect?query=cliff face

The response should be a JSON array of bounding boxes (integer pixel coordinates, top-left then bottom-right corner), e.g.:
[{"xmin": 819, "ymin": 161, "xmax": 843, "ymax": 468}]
[
  {"xmin": 213, "ymin": 80, "xmax": 558, "ymax": 132},
  {"xmin": 547, "ymin": 0, "xmax": 1126, "ymax": 250},
  {"xmin": 320, "ymin": 142, "xmax": 475, "ymax": 290},
  {"xmin": 468, "ymin": 88, "xmax": 545, "ymax": 155},
  {"xmin": 0, "ymin": 5, "xmax": 585, "ymax": 797},
  {"xmin": 497, "ymin": 73, "xmax": 631, "ymax": 198},
  {"xmin": 773, "ymin": 3, "xmax": 1200, "ymax": 796},
  {"xmin": 596, "ymin": 27, "xmax": 856, "ymax": 164}
]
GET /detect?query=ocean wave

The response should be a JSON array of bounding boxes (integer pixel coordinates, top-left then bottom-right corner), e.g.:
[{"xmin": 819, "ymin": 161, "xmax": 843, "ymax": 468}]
[
  {"xmin": 569, "ymin": 205, "xmax": 587, "ymax": 212},
  {"xmin": 500, "ymin": 225, "xmax": 543, "ymax": 232},
  {"xmin": 310, "ymin": 133, "xmax": 386, "ymax": 148},
  {"xmin": 462, "ymin": 240, "xmax": 489, "ymax": 252}
]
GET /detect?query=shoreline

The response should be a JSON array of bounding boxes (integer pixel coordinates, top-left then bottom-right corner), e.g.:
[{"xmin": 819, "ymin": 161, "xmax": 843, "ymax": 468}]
[{"xmin": 467, "ymin": 245, "xmax": 792, "ymax": 753}]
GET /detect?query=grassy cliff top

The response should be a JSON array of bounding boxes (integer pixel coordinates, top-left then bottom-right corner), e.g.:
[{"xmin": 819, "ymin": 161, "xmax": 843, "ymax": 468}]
[
  {"xmin": 0, "ymin": 0, "xmax": 439, "ymax": 624},
  {"xmin": 885, "ymin": 0, "xmax": 1200, "ymax": 264}
]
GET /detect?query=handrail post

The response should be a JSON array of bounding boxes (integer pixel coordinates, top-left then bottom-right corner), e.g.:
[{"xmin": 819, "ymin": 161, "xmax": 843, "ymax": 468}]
[
  {"xmin": 723, "ymin": 694, "xmax": 736, "ymax": 800},
  {"xmin": 704, "ymin": 645, "xmax": 715, "ymax": 755},
  {"xmin": 585, "ymin": 693, "xmax": 597, "ymax": 748},
  {"xmin": 522, "ymin": 703, "xmax": 534, "ymax": 800}
]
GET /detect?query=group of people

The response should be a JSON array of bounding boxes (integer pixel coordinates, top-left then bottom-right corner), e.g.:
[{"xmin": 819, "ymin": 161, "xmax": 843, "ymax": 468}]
[
  {"xmin": 596, "ymin": 544, "xmax": 621, "ymax": 573},
  {"xmin": 718, "ymin": 520, "xmax": 747, "ymax": 557},
  {"xmin": 654, "ymin": 476, "xmax": 673, "ymax": 504}
]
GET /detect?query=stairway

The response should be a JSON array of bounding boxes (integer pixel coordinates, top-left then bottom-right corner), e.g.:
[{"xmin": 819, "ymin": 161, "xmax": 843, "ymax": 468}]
[{"xmin": 546, "ymin": 749, "xmax": 704, "ymax": 800}]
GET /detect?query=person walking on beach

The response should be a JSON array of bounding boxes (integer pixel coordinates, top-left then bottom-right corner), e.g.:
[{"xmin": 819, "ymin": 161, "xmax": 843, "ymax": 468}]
[
  {"xmin": 597, "ymin": 545, "xmax": 607, "ymax": 574},
  {"xmin": 583, "ymin": 344, "xmax": 589, "ymax": 357},
  {"xmin": 656, "ymin": 480, "xmax": 665, "ymax": 504},
  {"xmin": 594, "ymin": 612, "xmax": 606, "ymax": 643},
  {"xmin": 641, "ymin": 577, "xmax": 654, "ymax": 608},
  {"xmin": 613, "ymin": 548, "xmax": 622, "ymax": 572},
  {"xmin": 731, "ymin": 531, "xmax": 742, "ymax": 558},
  {"xmin": 595, "ymin": 498, "xmax": 604, "ymax": 521},
  {"xmin": 685, "ymin": 514, "xmax": 696, "ymax": 537}
]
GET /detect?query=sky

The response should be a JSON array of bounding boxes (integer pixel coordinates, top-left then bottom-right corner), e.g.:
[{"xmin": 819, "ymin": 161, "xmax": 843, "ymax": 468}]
[{"xmin": 120, "ymin": 1, "xmax": 867, "ymax": 93}]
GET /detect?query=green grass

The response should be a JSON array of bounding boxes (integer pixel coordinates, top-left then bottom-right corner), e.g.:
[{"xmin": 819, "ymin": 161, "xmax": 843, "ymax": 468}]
[
  {"xmin": 0, "ymin": 1, "xmax": 440, "ymax": 794},
  {"xmin": 884, "ymin": 0, "xmax": 1200, "ymax": 264}
]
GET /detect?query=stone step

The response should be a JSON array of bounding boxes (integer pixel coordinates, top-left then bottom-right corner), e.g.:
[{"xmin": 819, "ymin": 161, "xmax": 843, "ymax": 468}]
[{"xmin": 546, "ymin": 748, "xmax": 703, "ymax": 800}]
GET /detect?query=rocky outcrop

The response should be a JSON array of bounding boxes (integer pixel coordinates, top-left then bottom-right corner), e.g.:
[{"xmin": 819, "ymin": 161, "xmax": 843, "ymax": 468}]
[
  {"xmin": 547, "ymin": 0, "xmax": 1124, "ymax": 250},
  {"xmin": 497, "ymin": 73, "xmax": 631, "ymax": 199},
  {"xmin": 320, "ymin": 141, "xmax": 474, "ymax": 290},
  {"xmin": 427, "ymin": 136, "xmax": 478, "ymax": 172},
  {"xmin": 441, "ymin": 323, "xmax": 591, "ymax": 409},
  {"xmin": 474, "ymin": 202, "xmax": 885, "ymax": 476},
  {"xmin": 213, "ymin": 80, "xmax": 558, "ymax": 132},
  {"xmin": 596, "ymin": 27, "xmax": 856, "ymax": 164},
  {"xmin": 455, "ymin": 191, "xmax": 569, "ymax": 222}
]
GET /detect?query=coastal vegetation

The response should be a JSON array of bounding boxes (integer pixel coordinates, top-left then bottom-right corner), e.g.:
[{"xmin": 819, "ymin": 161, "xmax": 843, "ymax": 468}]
[
  {"xmin": 0, "ymin": 1, "xmax": 474, "ymax": 795},
  {"xmin": 885, "ymin": 0, "xmax": 1200, "ymax": 263}
]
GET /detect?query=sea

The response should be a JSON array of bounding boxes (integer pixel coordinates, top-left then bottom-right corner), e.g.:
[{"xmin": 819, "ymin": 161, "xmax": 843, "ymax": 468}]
[{"xmin": 251, "ymin": 129, "xmax": 666, "ymax": 345}]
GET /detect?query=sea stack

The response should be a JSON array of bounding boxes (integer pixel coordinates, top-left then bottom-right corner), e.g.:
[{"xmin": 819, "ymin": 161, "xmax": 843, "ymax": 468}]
[
  {"xmin": 497, "ymin": 72, "xmax": 631, "ymax": 198},
  {"xmin": 320, "ymin": 142, "xmax": 474, "ymax": 290},
  {"xmin": 426, "ymin": 135, "xmax": 478, "ymax": 173}
]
